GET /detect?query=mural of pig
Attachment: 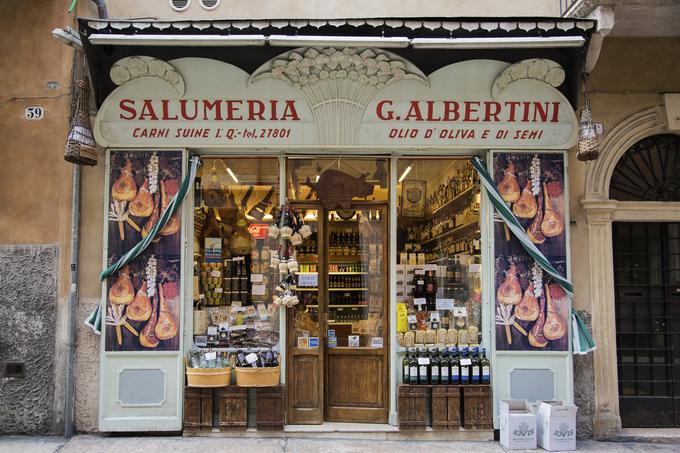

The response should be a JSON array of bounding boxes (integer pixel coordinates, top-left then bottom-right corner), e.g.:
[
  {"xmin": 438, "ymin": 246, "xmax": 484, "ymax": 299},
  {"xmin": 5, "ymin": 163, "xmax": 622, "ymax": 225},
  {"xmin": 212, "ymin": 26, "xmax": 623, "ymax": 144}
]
[{"xmin": 306, "ymin": 169, "xmax": 374, "ymax": 210}]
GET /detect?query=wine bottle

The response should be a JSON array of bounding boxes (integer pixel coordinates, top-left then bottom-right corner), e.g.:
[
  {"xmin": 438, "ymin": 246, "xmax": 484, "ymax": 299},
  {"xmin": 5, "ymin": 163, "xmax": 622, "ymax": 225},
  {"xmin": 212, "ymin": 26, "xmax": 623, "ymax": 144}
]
[
  {"xmin": 402, "ymin": 349, "xmax": 411, "ymax": 384},
  {"xmin": 408, "ymin": 348, "xmax": 418, "ymax": 385},
  {"xmin": 429, "ymin": 347, "xmax": 440, "ymax": 385},
  {"xmin": 480, "ymin": 348, "xmax": 491, "ymax": 384},
  {"xmin": 440, "ymin": 347, "xmax": 450, "ymax": 384}
]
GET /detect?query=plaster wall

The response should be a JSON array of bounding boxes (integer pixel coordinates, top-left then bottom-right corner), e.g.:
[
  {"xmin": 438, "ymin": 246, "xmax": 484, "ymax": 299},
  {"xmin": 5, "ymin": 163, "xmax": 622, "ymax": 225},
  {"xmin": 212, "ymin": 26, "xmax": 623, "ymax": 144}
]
[
  {"xmin": 0, "ymin": 0, "xmax": 76, "ymax": 435},
  {"xmin": 567, "ymin": 37, "xmax": 680, "ymax": 437},
  {"xmin": 77, "ymin": 0, "xmax": 561, "ymax": 20}
]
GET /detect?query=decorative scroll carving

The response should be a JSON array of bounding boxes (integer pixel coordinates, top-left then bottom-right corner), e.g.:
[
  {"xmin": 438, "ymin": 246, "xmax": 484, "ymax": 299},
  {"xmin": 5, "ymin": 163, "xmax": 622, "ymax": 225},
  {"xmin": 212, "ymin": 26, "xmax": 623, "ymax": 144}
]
[{"xmin": 492, "ymin": 59, "xmax": 565, "ymax": 98}]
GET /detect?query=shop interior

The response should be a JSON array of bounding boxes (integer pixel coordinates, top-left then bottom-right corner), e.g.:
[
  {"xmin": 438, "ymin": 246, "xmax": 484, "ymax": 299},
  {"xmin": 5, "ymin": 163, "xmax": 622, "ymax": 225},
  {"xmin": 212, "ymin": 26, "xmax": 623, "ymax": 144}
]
[{"xmin": 190, "ymin": 155, "xmax": 483, "ymax": 425}]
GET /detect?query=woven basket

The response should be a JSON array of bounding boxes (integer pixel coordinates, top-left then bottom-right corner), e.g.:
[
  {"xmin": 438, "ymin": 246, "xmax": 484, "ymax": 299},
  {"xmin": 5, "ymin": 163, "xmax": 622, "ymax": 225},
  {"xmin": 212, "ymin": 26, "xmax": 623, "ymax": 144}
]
[
  {"xmin": 64, "ymin": 77, "xmax": 97, "ymax": 166},
  {"xmin": 235, "ymin": 366, "xmax": 280, "ymax": 387},
  {"xmin": 186, "ymin": 364, "xmax": 232, "ymax": 388}
]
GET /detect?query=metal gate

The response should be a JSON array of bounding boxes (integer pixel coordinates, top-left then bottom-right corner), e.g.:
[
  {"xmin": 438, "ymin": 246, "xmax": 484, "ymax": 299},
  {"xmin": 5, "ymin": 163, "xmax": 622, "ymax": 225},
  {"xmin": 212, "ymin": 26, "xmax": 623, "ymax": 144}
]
[{"xmin": 613, "ymin": 222, "xmax": 680, "ymax": 428}]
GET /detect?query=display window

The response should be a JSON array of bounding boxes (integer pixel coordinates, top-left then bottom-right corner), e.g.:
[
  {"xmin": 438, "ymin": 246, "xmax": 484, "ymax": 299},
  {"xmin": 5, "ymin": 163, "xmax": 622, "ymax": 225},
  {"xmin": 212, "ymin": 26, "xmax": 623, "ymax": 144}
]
[
  {"xmin": 395, "ymin": 158, "xmax": 486, "ymax": 384},
  {"xmin": 191, "ymin": 157, "xmax": 281, "ymax": 349}
]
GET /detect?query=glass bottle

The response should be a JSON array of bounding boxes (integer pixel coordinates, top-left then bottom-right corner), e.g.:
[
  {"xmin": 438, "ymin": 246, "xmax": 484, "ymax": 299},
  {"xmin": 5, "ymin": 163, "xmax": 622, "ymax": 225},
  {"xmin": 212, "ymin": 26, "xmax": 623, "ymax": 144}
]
[
  {"xmin": 429, "ymin": 347, "xmax": 440, "ymax": 385},
  {"xmin": 480, "ymin": 348, "xmax": 491, "ymax": 385},
  {"xmin": 408, "ymin": 348, "xmax": 418, "ymax": 385},
  {"xmin": 450, "ymin": 347, "xmax": 460, "ymax": 385},
  {"xmin": 471, "ymin": 346, "xmax": 480, "ymax": 384},
  {"xmin": 460, "ymin": 347, "xmax": 470, "ymax": 385},
  {"xmin": 402, "ymin": 349, "xmax": 411, "ymax": 384},
  {"xmin": 439, "ymin": 347, "xmax": 450, "ymax": 385},
  {"xmin": 418, "ymin": 347, "xmax": 429, "ymax": 385}
]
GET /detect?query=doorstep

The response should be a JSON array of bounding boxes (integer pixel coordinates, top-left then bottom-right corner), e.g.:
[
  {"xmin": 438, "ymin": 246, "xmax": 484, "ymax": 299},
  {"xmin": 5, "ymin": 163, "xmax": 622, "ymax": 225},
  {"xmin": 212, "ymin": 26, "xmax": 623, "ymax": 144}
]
[
  {"xmin": 611, "ymin": 428, "xmax": 680, "ymax": 443},
  {"xmin": 184, "ymin": 422, "xmax": 493, "ymax": 441}
]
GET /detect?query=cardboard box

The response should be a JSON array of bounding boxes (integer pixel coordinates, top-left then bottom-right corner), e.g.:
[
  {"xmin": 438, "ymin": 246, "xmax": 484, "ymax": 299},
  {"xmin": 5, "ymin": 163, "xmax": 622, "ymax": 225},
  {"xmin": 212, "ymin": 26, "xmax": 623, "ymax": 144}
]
[
  {"xmin": 500, "ymin": 400, "xmax": 537, "ymax": 450},
  {"xmin": 535, "ymin": 401, "xmax": 577, "ymax": 451}
]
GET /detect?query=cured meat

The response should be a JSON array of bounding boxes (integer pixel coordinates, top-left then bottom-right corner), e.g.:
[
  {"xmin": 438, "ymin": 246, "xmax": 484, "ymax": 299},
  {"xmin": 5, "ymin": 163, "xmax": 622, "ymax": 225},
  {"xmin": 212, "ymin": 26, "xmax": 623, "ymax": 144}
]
[
  {"xmin": 108, "ymin": 266, "xmax": 134, "ymax": 305},
  {"xmin": 527, "ymin": 190, "xmax": 546, "ymax": 244},
  {"xmin": 513, "ymin": 181, "xmax": 538, "ymax": 219},
  {"xmin": 541, "ymin": 182, "xmax": 564, "ymax": 237},
  {"xmin": 139, "ymin": 295, "xmax": 160, "ymax": 348},
  {"xmin": 498, "ymin": 162, "xmax": 520, "ymax": 203},
  {"xmin": 497, "ymin": 263, "xmax": 522, "ymax": 305},
  {"xmin": 129, "ymin": 178, "xmax": 153, "ymax": 218},
  {"xmin": 528, "ymin": 293, "xmax": 549, "ymax": 348},
  {"xmin": 127, "ymin": 281, "xmax": 152, "ymax": 322},
  {"xmin": 515, "ymin": 282, "xmax": 540, "ymax": 322},
  {"xmin": 544, "ymin": 283, "xmax": 568, "ymax": 341},
  {"xmin": 112, "ymin": 159, "xmax": 137, "ymax": 201},
  {"xmin": 154, "ymin": 282, "xmax": 178, "ymax": 341}
]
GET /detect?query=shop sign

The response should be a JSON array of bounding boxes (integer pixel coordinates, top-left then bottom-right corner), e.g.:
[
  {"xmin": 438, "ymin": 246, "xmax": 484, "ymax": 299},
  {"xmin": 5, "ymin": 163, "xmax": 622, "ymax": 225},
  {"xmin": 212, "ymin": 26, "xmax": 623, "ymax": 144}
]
[
  {"xmin": 493, "ymin": 152, "xmax": 569, "ymax": 352},
  {"xmin": 95, "ymin": 53, "xmax": 577, "ymax": 150},
  {"xmin": 247, "ymin": 223, "xmax": 269, "ymax": 239}
]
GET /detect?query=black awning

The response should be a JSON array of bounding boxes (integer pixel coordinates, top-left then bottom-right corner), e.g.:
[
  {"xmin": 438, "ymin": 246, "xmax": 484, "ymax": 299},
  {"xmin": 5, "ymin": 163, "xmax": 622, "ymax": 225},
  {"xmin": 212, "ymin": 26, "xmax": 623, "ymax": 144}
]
[{"xmin": 79, "ymin": 17, "xmax": 594, "ymax": 108}]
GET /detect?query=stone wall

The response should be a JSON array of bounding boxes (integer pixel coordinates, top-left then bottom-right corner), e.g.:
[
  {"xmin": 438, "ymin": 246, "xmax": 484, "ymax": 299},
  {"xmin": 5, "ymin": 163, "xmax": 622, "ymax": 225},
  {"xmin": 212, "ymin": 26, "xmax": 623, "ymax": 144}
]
[
  {"xmin": 0, "ymin": 245, "xmax": 58, "ymax": 434},
  {"xmin": 573, "ymin": 310, "xmax": 595, "ymax": 440},
  {"xmin": 74, "ymin": 297, "xmax": 100, "ymax": 433}
]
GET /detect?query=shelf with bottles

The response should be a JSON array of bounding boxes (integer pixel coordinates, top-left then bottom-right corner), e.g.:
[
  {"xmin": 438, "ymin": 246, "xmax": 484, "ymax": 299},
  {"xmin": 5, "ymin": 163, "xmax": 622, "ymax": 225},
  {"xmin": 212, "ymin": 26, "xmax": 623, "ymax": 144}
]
[
  {"xmin": 329, "ymin": 288, "xmax": 368, "ymax": 291},
  {"xmin": 296, "ymin": 287, "xmax": 319, "ymax": 291},
  {"xmin": 400, "ymin": 345, "xmax": 491, "ymax": 386},
  {"xmin": 420, "ymin": 221, "xmax": 478, "ymax": 246},
  {"xmin": 427, "ymin": 161, "xmax": 479, "ymax": 215}
]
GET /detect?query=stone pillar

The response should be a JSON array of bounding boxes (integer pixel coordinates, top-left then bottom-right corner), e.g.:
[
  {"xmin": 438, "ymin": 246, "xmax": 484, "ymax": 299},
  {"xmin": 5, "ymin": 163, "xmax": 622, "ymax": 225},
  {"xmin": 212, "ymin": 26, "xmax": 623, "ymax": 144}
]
[{"xmin": 582, "ymin": 200, "xmax": 621, "ymax": 438}]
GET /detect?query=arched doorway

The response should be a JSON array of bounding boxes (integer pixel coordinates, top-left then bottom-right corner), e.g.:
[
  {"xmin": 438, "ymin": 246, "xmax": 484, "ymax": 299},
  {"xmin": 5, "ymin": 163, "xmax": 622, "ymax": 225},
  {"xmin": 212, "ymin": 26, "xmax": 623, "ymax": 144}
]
[
  {"xmin": 609, "ymin": 134, "xmax": 680, "ymax": 427},
  {"xmin": 581, "ymin": 106, "xmax": 680, "ymax": 438}
]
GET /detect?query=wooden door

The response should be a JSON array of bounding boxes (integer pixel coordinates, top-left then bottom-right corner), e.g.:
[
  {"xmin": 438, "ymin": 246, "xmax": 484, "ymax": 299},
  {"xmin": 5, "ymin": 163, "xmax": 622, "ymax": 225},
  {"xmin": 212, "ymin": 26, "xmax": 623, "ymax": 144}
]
[
  {"xmin": 324, "ymin": 204, "xmax": 389, "ymax": 423},
  {"xmin": 286, "ymin": 204, "xmax": 324, "ymax": 424}
]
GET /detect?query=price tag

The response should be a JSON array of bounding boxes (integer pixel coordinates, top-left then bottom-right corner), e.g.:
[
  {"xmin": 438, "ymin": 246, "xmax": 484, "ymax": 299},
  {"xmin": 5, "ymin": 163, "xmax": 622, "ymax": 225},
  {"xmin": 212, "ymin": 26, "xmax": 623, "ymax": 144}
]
[
  {"xmin": 194, "ymin": 335, "xmax": 208, "ymax": 347},
  {"xmin": 251, "ymin": 284, "xmax": 266, "ymax": 296},
  {"xmin": 460, "ymin": 358, "xmax": 472, "ymax": 366},
  {"xmin": 469, "ymin": 263, "xmax": 481, "ymax": 273},
  {"xmin": 415, "ymin": 269, "xmax": 425, "ymax": 275},
  {"xmin": 417, "ymin": 280, "xmax": 424, "ymax": 285},
  {"xmin": 348, "ymin": 335, "xmax": 360, "ymax": 347},
  {"xmin": 211, "ymin": 270, "xmax": 222, "ymax": 278},
  {"xmin": 297, "ymin": 273, "xmax": 318, "ymax": 287},
  {"xmin": 453, "ymin": 306, "xmax": 468, "ymax": 317},
  {"xmin": 207, "ymin": 326, "xmax": 218, "ymax": 336},
  {"xmin": 413, "ymin": 298, "xmax": 426, "ymax": 306},
  {"xmin": 327, "ymin": 329, "xmax": 336, "ymax": 337},
  {"xmin": 250, "ymin": 273, "xmax": 263, "ymax": 283},
  {"xmin": 417, "ymin": 357, "xmax": 430, "ymax": 365},
  {"xmin": 215, "ymin": 287, "xmax": 223, "ymax": 293},
  {"xmin": 245, "ymin": 353, "xmax": 259, "ymax": 364},
  {"xmin": 257, "ymin": 303, "xmax": 268, "ymax": 320},
  {"xmin": 436, "ymin": 298, "xmax": 455, "ymax": 310},
  {"xmin": 371, "ymin": 337, "xmax": 383, "ymax": 348},
  {"xmin": 423, "ymin": 264, "xmax": 437, "ymax": 271},
  {"xmin": 205, "ymin": 351, "xmax": 217, "ymax": 360}
]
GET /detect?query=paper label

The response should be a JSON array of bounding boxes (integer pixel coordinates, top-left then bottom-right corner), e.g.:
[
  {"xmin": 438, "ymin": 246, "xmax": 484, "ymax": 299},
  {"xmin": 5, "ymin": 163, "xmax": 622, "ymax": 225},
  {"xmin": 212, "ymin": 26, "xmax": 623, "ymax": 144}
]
[
  {"xmin": 423, "ymin": 264, "xmax": 437, "ymax": 271},
  {"xmin": 207, "ymin": 326, "xmax": 218, "ymax": 336},
  {"xmin": 415, "ymin": 269, "xmax": 425, "ymax": 275},
  {"xmin": 460, "ymin": 358, "xmax": 472, "ymax": 366},
  {"xmin": 417, "ymin": 357, "xmax": 430, "ymax": 365},
  {"xmin": 436, "ymin": 298, "xmax": 455, "ymax": 310},
  {"xmin": 327, "ymin": 329, "xmax": 336, "ymax": 337},
  {"xmin": 413, "ymin": 298, "xmax": 426, "ymax": 306},
  {"xmin": 469, "ymin": 263, "xmax": 482, "ymax": 273},
  {"xmin": 348, "ymin": 335, "xmax": 360, "ymax": 347},
  {"xmin": 309, "ymin": 337, "xmax": 319, "ymax": 348},
  {"xmin": 245, "ymin": 352, "xmax": 259, "ymax": 364},
  {"xmin": 297, "ymin": 337, "xmax": 309, "ymax": 348},
  {"xmin": 204, "ymin": 237, "xmax": 222, "ymax": 263},
  {"xmin": 205, "ymin": 351, "xmax": 217, "ymax": 360},
  {"xmin": 250, "ymin": 273, "xmax": 263, "ymax": 283},
  {"xmin": 251, "ymin": 284, "xmax": 266, "ymax": 296},
  {"xmin": 210, "ymin": 270, "xmax": 221, "ymax": 278},
  {"xmin": 371, "ymin": 337, "xmax": 384, "ymax": 348},
  {"xmin": 214, "ymin": 287, "xmax": 223, "ymax": 293},
  {"xmin": 417, "ymin": 280, "xmax": 424, "ymax": 285},
  {"xmin": 257, "ymin": 303, "xmax": 268, "ymax": 319},
  {"xmin": 297, "ymin": 273, "xmax": 318, "ymax": 287},
  {"xmin": 328, "ymin": 336, "xmax": 337, "ymax": 348},
  {"xmin": 453, "ymin": 306, "xmax": 467, "ymax": 317},
  {"xmin": 218, "ymin": 321, "xmax": 229, "ymax": 331},
  {"xmin": 194, "ymin": 335, "xmax": 208, "ymax": 347}
]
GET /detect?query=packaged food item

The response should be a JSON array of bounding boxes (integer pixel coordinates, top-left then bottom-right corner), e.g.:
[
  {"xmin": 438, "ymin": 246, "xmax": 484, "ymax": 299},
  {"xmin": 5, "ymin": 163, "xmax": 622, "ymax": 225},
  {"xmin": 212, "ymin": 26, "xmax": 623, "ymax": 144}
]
[
  {"xmin": 467, "ymin": 325, "xmax": 479, "ymax": 344},
  {"xmin": 415, "ymin": 330, "xmax": 426, "ymax": 344},
  {"xmin": 446, "ymin": 328, "xmax": 458, "ymax": 345},
  {"xmin": 437, "ymin": 328, "xmax": 447, "ymax": 344},
  {"xmin": 425, "ymin": 329, "xmax": 436, "ymax": 344},
  {"xmin": 396, "ymin": 332, "xmax": 404, "ymax": 347},
  {"xmin": 396, "ymin": 303, "xmax": 408, "ymax": 333},
  {"xmin": 403, "ymin": 331, "xmax": 415, "ymax": 347}
]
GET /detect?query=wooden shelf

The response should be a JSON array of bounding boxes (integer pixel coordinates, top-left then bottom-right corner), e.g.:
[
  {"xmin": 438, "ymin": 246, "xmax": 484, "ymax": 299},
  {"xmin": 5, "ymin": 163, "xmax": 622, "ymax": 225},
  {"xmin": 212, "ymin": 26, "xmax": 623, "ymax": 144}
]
[
  {"xmin": 430, "ymin": 185, "xmax": 476, "ymax": 216},
  {"xmin": 296, "ymin": 287, "xmax": 319, "ymax": 291},
  {"xmin": 329, "ymin": 288, "xmax": 367, "ymax": 291},
  {"xmin": 296, "ymin": 272, "xmax": 368, "ymax": 275},
  {"xmin": 307, "ymin": 304, "xmax": 368, "ymax": 308},
  {"xmin": 420, "ymin": 221, "xmax": 478, "ymax": 246}
]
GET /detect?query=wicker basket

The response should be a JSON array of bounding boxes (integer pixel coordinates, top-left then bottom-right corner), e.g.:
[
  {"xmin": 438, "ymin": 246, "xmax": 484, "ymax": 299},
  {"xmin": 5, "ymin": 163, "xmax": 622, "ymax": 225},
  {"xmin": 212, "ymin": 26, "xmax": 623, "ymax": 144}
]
[
  {"xmin": 186, "ymin": 365, "xmax": 231, "ymax": 388},
  {"xmin": 235, "ymin": 366, "xmax": 280, "ymax": 387}
]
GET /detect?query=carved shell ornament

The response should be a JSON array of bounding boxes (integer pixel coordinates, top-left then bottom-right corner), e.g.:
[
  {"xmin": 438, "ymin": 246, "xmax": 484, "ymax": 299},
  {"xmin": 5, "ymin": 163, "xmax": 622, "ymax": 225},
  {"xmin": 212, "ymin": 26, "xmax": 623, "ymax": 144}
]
[
  {"xmin": 110, "ymin": 56, "xmax": 186, "ymax": 96},
  {"xmin": 492, "ymin": 58, "xmax": 565, "ymax": 98},
  {"xmin": 251, "ymin": 47, "xmax": 427, "ymax": 145}
]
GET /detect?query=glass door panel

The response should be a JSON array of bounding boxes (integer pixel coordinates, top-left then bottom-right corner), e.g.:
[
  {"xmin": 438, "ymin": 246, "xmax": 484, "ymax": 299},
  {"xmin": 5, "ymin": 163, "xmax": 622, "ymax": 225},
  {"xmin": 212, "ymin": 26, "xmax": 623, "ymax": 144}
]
[
  {"xmin": 325, "ymin": 204, "xmax": 388, "ymax": 423},
  {"xmin": 287, "ymin": 206, "xmax": 324, "ymax": 424}
]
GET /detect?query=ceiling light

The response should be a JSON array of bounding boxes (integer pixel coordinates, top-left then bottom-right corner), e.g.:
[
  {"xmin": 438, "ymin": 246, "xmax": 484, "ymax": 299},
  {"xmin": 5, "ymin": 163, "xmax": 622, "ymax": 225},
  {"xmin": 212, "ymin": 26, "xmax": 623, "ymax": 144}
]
[
  {"xmin": 226, "ymin": 167, "xmax": 238, "ymax": 183},
  {"xmin": 268, "ymin": 35, "xmax": 410, "ymax": 48},
  {"xmin": 88, "ymin": 34, "xmax": 267, "ymax": 46},
  {"xmin": 410, "ymin": 36, "xmax": 585, "ymax": 49},
  {"xmin": 398, "ymin": 164, "xmax": 413, "ymax": 183}
]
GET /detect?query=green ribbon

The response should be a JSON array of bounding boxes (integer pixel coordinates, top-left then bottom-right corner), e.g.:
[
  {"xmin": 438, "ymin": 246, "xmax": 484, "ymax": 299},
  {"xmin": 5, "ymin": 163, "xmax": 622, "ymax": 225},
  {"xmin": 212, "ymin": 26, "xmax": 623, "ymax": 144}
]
[
  {"xmin": 471, "ymin": 156, "xmax": 573, "ymax": 296},
  {"xmin": 472, "ymin": 156, "xmax": 595, "ymax": 354},
  {"xmin": 100, "ymin": 156, "xmax": 200, "ymax": 281}
]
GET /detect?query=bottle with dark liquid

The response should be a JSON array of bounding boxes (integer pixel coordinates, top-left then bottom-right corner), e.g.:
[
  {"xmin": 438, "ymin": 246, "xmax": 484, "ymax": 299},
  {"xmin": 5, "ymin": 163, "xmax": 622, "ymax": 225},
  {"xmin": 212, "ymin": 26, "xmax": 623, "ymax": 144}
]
[
  {"xmin": 480, "ymin": 348, "xmax": 491, "ymax": 384},
  {"xmin": 402, "ymin": 349, "xmax": 411, "ymax": 384},
  {"xmin": 429, "ymin": 347, "xmax": 440, "ymax": 385},
  {"xmin": 450, "ymin": 347, "xmax": 460, "ymax": 384},
  {"xmin": 408, "ymin": 348, "xmax": 418, "ymax": 385},
  {"xmin": 460, "ymin": 347, "xmax": 470, "ymax": 385},
  {"xmin": 471, "ymin": 346, "xmax": 480, "ymax": 384},
  {"xmin": 439, "ymin": 347, "xmax": 450, "ymax": 384},
  {"xmin": 418, "ymin": 347, "xmax": 429, "ymax": 385}
]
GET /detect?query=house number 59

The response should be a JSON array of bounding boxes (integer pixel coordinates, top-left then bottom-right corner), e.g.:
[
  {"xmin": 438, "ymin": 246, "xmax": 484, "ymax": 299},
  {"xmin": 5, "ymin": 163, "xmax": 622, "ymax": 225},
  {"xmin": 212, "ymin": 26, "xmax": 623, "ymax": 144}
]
[{"xmin": 24, "ymin": 106, "xmax": 45, "ymax": 120}]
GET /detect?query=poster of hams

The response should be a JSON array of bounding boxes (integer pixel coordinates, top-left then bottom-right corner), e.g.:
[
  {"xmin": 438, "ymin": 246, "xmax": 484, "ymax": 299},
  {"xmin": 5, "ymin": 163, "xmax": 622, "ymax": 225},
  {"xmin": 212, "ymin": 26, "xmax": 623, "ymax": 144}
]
[
  {"xmin": 105, "ymin": 150, "xmax": 183, "ymax": 352},
  {"xmin": 493, "ymin": 153, "xmax": 569, "ymax": 351}
]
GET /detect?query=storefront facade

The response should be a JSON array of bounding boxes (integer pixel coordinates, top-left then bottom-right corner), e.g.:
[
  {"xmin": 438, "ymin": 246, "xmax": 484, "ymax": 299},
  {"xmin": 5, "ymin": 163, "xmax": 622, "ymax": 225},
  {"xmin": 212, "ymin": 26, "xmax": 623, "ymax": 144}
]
[{"xmin": 76, "ymin": 15, "xmax": 592, "ymax": 435}]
